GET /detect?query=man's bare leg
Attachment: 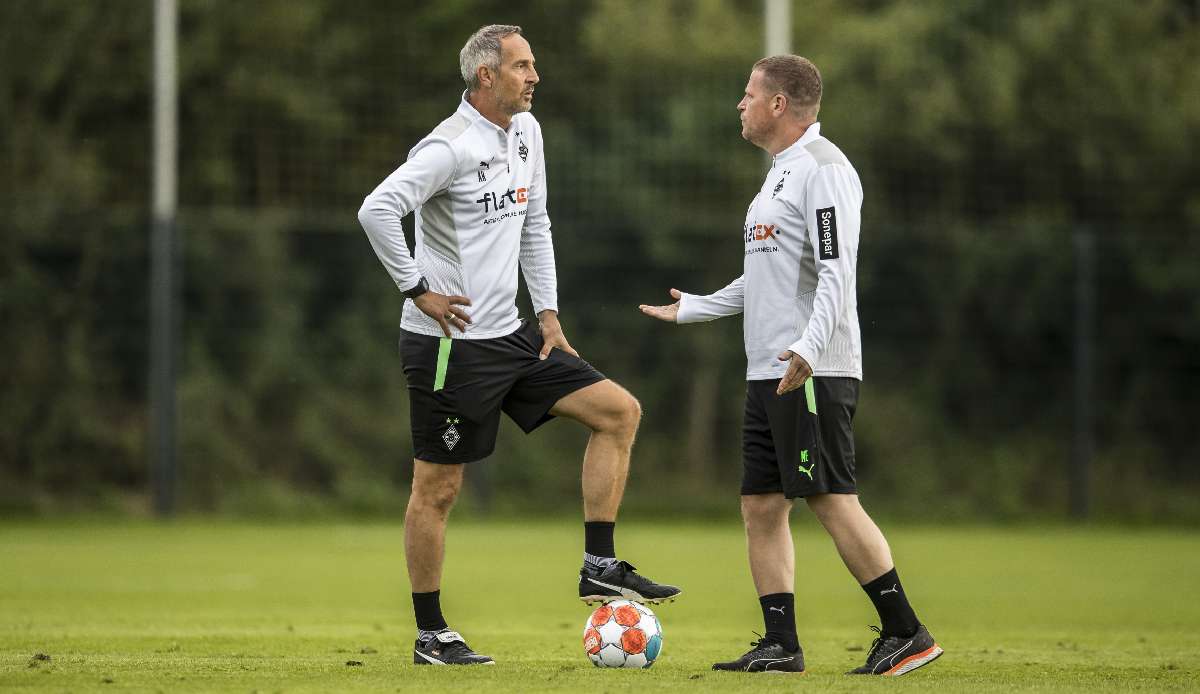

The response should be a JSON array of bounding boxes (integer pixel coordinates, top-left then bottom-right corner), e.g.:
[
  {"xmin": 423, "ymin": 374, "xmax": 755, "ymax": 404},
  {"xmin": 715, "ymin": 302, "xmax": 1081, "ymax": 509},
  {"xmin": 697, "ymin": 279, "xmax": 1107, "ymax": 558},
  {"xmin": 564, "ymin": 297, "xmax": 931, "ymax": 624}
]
[
  {"xmin": 551, "ymin": 379, "xmax": 681, "ymax": 602},
  {"xmin": 741, "ymin": 493, "xmax": 795, "ymax": 596},
  {"xmin": 405, "ymin": 460, "xmax": 464, "ymax": 592},
  {"xmin": 405, "ymin": 458, "xmax": 463, "ymax": 649},
  {"xmin": 549, "ymin": 379, "xmax": 641, "ymax": 521},
  {"xmin": 405, "ymin": 459, "xmax": 494, "ymax": 663},
  {"xmin": 806, "ymin": 492, "xmax": 925, "ymax": 647},
  {"xmin": 805, "ymin": 493, "xmax": 893, "ymax": 582},
  {"xmin": 712, "ymin": 492, "xmax": 803, "ymax": 669}
]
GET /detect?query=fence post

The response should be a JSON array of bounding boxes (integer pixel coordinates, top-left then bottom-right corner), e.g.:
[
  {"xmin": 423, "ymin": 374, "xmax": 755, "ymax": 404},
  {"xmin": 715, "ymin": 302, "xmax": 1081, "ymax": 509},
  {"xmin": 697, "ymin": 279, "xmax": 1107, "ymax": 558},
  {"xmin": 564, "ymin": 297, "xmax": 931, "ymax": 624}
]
[
  {"xmin": 1070, "ymin": 228, "xmax": 1096, "ymax": 519},
  {"xmin": 150, "ymin": 0, "xmax": 179, "ymax": 517},
  {"xmin": 763, "ymin": 0, "xmax": 791, "ymax": 167}
]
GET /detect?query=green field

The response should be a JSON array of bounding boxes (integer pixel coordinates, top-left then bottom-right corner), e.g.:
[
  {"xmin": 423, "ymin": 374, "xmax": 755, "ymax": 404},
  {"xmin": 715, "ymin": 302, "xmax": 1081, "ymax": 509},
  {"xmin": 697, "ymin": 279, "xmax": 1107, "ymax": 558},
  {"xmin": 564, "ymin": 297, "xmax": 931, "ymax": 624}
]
[{"xmin": 2, "ymin": 519, "xmax": 1198, "ymax": 692}]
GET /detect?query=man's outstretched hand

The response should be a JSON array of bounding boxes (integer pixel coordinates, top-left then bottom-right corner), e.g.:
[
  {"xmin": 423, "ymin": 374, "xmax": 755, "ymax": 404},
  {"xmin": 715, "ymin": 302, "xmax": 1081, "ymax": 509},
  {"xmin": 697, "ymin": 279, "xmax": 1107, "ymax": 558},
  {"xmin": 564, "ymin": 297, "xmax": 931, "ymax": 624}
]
[{"xmin": 639, "ymin": 288, "xmax": 682, "ymax": 323}]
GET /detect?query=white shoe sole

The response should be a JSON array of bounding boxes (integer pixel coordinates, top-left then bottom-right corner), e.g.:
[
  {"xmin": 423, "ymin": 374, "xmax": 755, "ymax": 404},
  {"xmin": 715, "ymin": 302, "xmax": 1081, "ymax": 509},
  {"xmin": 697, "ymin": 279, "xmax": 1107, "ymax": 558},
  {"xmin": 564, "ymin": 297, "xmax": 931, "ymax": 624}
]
[
  {"xmin": 886, "ymin": 645, "xmax": 943, "ymax": 676},
  {"xmin": 414, "ymin": 650, "xmax": 495, "ymax": 666}
]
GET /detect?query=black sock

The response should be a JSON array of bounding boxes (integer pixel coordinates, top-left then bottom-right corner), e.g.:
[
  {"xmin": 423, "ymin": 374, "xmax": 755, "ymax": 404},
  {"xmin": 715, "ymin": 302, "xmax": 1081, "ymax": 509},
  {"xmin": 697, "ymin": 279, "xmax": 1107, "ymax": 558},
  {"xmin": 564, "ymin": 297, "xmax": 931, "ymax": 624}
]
[
  {"xmin": 759, "ymin": 593, "xmax": 799, "ymax": 652},
  {"xmin": 584, "ymin": 521, "xmax": 616, "ymax": 559},
  {"xmin": 862, "ymin": 567, "xmax": 920, "ymax": 637},
  {"xmin": 412, "ymin": 590, "xmax": 448, "ymax": 634}
]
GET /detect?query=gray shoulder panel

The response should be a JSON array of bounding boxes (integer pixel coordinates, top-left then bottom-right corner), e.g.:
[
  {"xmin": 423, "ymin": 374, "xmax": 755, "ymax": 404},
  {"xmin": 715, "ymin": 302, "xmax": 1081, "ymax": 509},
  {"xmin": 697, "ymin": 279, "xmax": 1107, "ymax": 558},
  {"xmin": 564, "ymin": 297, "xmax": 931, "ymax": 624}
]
[
  {"xmin": 410, "ymin": 111, "xmax": 472, "ymax": 264},
  {"xmin": 803, "ymin": 138, "xmax": 847, "ymax": 167},
  {"xmin": 430, "ymin": 111, "xmax": 472, "ymax": 142}
]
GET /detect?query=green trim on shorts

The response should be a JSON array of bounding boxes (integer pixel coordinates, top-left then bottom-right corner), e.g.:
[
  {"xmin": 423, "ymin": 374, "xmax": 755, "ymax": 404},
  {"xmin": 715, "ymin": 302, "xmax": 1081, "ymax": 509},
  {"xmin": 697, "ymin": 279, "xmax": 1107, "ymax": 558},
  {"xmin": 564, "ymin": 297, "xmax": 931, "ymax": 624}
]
[
  {"xmin": 804, "ymin": 379, "xmax": 817, "ymax": 415},
  {"xmin": 433, "ymin": 337, "xmax": 452, "ymax": 392}
]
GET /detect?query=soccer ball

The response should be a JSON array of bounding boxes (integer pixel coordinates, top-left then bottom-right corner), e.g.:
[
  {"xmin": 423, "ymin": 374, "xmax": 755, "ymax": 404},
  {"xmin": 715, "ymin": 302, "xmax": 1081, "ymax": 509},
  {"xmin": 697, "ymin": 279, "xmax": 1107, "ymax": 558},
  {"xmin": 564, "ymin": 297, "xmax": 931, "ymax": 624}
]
[{"xmin": 582, "ymin": 600, "xmax": 663, "ymax": 668}]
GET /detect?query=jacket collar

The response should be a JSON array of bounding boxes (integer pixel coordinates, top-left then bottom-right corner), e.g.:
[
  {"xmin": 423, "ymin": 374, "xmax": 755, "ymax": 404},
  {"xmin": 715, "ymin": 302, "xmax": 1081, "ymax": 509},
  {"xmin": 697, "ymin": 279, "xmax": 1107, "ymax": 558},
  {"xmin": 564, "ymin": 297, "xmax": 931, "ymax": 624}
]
[
  {"xmin": 774, "ymin": 122, "xmax": 821, "ymax": 162},
  {"xmin": 458, "ymin": 91, "xmax": 515, "ymax": 134}
]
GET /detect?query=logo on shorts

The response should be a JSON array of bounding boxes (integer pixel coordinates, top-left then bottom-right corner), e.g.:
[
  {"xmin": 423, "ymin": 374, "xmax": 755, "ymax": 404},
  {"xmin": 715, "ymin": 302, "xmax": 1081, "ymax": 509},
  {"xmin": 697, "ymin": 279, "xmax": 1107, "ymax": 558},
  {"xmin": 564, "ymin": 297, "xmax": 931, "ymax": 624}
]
[
  {"xmin": 443, "ymin": 417, "xmax": 461, "ymax": 451},
  {"xmin": 798, "ymin": 450, "xmax": 814, "ymax": 480}
]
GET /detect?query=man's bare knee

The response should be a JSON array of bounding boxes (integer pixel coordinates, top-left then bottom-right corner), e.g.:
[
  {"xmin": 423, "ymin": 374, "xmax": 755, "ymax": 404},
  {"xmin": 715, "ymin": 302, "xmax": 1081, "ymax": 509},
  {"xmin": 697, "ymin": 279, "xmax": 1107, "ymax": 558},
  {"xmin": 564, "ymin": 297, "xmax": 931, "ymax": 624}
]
[
  {"xmin": 805, "ymin": 492, "xmax": 860, "ymax": 524},
  {"xmin": 592, "ymin": 389, "xmax": 641, "ymax": 438},
  {"xmin": 409, "ymin": 464, "xmax": 463, "ymax": 517},
  {"xmin": 415, "ymin": 485, "xmax": 458, "ymax": 517},
  {"xmin": 613, "ymin": 393, "xmax": 642, "ymax": 436},
  {"xmin": 741, "ymin": 494, "xmax": 792, "ymax": 528}
]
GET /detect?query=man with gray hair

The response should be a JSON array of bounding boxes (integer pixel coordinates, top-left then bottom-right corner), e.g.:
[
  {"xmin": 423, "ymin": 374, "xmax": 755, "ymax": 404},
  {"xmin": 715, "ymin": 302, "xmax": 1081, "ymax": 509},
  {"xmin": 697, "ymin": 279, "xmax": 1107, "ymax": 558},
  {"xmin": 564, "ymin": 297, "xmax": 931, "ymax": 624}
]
[
  {"xmin": 642, "ymin": 55, "xmax": 942, "ymax": 676},
  {"xmin": 359, "ymin": 24, "xmax": 680, "ymax": 666}
]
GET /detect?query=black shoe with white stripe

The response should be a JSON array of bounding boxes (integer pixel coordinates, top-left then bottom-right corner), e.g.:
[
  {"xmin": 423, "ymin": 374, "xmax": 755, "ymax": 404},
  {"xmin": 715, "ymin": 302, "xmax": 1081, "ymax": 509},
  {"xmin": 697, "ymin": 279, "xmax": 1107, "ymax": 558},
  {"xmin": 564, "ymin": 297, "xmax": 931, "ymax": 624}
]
[
  {"xmin": 847, "ymin": 624, "xmax": 943, "ymax": 676},
  {"xmin": 413, "ymin": 630, "xmax": 494, "ymax": 666},
  {"xmin": 578, "ymin": 560, "xmax": 681, "ymax": 605},
  {"xmin": 712, "ymin": 636, "xmax": 805, "ymax": 673}
]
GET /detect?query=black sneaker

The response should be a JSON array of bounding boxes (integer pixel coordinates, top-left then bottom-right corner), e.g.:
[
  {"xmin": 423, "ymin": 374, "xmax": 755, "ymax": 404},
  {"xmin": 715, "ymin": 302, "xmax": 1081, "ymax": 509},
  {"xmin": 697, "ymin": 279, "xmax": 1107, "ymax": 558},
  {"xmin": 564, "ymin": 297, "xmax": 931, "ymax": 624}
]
[
  {"xmin": 412, "ymin": 630, "xmax": 494, "ymax": 666},
  {"xmin": 712, "ymin": 635, "xmax": 805, "ymax": 673},
  {"xmin": 847, "ymin": 625, "xmax": 943, "ymax": 676},
  {"xmin": 578, "ymin": 560, "xmax": 682, "ymax": 605}
]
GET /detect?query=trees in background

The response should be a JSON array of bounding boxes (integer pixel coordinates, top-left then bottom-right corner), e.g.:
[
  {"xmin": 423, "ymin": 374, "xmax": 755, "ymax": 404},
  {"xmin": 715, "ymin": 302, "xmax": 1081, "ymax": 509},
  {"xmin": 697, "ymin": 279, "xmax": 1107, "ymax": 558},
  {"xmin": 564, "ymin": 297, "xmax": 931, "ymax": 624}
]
[{"xmin": 1, "ymin": 1, "xmax": 1196, "ymax": 518}]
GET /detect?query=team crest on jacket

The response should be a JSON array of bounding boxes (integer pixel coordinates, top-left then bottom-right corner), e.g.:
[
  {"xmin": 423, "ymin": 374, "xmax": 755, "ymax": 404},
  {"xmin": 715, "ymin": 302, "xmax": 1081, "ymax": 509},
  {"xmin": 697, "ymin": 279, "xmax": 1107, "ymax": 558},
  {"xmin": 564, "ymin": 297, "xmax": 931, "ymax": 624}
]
[
  {"xmin": 518, "ymin": 140, "xmax": 528, "ymax": 162},
  {"xmin": 771, "ymin": 170, "xmax": 791, "ymax": 198}
]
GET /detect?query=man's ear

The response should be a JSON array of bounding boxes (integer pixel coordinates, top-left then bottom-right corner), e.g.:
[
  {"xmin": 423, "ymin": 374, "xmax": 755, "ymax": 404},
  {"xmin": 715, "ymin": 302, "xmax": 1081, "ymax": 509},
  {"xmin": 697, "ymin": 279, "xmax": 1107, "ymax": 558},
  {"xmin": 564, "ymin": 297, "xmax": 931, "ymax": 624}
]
[
  {"xmin": 476, "ymin": 65, "xmax": 492, "ymax": 89},
  {"xmin": 772, "ymin": 93, "xmax": 788, "ymax": 117}
]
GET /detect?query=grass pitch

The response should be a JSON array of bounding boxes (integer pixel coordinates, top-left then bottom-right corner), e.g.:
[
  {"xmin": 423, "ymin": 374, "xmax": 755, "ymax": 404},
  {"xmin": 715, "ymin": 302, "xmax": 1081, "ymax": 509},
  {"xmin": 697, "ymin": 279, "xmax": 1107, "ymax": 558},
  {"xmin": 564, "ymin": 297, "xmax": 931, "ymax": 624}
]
[{"xmin": 1, "ymin": 518, "xmax": 1198, "ymax": 692}]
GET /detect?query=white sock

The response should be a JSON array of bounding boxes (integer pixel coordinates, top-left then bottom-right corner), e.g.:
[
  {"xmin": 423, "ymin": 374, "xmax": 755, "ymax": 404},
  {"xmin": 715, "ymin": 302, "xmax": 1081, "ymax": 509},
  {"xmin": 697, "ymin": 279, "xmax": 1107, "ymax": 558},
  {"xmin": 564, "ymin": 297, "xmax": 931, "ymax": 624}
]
[{"xmin": 584, "ymin": 552, "xmax": 617, "ymax": 572}]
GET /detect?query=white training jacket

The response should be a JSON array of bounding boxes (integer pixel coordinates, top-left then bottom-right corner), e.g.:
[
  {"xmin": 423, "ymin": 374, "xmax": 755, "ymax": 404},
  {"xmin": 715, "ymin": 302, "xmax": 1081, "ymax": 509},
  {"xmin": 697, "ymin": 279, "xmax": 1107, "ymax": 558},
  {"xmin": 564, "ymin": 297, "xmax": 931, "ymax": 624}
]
[
  {"xmin": 357, "ymin": 94, "xmax": 558, "ymax": 339},
  {"xmin": 677, "ymin": 123, "xmax": 863, "ymax": 381}
]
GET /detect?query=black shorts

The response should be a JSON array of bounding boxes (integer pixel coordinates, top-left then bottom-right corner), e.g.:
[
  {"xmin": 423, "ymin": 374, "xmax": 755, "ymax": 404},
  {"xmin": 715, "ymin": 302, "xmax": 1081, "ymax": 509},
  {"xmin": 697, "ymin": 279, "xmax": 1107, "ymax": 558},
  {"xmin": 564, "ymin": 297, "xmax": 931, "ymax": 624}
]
[
  {"xmin": 741, "ymin": 377, "xmax": 860, "ymax": 499},
  {"xmin": 399, "ymin": 320, "xmax": 606, "ymax": 464}
]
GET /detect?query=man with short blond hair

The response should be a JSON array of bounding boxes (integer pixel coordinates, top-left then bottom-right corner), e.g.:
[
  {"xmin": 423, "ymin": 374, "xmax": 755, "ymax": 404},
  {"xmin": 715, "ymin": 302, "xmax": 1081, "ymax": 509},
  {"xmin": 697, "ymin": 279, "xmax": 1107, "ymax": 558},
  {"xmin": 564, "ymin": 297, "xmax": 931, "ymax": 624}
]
[
  {"xmin": 358, "ymin": 24, "xmax": 679, "ymax": 666},
  {"xmin": 752, "ymin": 55, "xmax": 822, "ymax": 119},
  {"xmin": 642, "ymin": 55, "xmax": 942, "ymax": 676}
]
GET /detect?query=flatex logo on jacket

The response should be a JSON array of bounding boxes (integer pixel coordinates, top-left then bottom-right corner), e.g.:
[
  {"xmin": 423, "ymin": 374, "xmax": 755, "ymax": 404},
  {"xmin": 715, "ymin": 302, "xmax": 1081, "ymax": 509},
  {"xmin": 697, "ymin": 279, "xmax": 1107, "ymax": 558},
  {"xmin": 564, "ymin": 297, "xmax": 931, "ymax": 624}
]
[
  {"xmin": 744, "ymin": 222, "xmax": 782, "ymax": 256},
  {"xmin": 476, "ymin": 187, "xmax": 529, "ymax": 214},
  {"xmin": 745, "ymin": 223, "xmax": 780, "ymax": 243}
]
